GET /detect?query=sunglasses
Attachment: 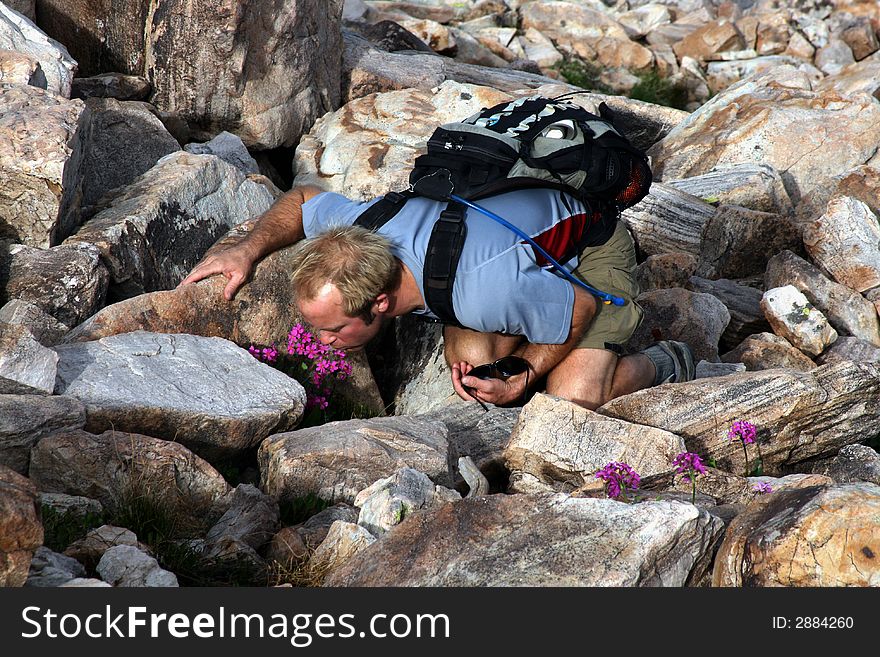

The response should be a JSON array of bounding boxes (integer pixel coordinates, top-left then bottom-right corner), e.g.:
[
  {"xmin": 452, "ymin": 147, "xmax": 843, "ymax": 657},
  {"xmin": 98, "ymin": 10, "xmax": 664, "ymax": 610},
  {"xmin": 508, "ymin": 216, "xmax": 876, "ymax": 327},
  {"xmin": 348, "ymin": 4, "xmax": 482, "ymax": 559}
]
[{"xmin": 463, "ymin": 355, "xmax": 530, "ymax": 411}]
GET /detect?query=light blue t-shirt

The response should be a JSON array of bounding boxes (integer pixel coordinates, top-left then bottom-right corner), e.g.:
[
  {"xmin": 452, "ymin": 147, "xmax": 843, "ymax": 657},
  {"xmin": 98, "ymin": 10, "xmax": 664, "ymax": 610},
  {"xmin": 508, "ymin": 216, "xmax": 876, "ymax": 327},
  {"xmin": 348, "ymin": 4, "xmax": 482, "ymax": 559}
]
[{"xmin": 301, "ymin": 189, "xmax": 590, "ymax": 344}]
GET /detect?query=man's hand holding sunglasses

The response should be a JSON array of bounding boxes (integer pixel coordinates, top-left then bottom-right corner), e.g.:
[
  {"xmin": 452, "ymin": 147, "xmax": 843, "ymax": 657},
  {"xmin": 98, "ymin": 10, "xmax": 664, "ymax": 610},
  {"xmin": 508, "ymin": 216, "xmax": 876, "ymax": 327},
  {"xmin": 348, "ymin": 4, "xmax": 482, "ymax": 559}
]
[{"xmin": 451, "ymin": 356, "xmax": 532, "ymax": 409}]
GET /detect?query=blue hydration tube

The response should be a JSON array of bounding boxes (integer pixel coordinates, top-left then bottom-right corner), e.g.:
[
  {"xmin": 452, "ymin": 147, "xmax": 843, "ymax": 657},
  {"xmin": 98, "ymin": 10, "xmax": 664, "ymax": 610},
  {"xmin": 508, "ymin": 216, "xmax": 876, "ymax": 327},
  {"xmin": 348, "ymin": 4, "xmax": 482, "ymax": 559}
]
[{"xmin": 449, "ymin": 194, "xmax": 627, "ymax": 306}]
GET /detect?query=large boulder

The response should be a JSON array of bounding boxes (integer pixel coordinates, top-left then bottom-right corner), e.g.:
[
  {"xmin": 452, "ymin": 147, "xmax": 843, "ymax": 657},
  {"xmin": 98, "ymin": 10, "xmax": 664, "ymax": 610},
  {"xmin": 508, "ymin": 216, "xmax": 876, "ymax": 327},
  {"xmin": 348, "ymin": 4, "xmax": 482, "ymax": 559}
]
[
  {"xmin": 649, "ymin": 66, "xmax": 880, "ymax": 205},
  {"xmin": 146, "ymin": 0, "xmax": 344, "ymax": 149},
  {"xmin": 802, "ymin": 195, "xmax": 880, "ymax": 294},
  {"xmin": 53, "ymin": 331, "xmax": 306, "ymax": 461},
  {"xmin": 504, "ymin": 393, "xmax": 684, "ymax": 493},
  {"xmin": 61, "ymin": 241, "xmax": 386, "ymax": 418},
  {"xmin": 627, "ymin": 287, "xmax": 731, "ymax": 362},
  {"xmin": 59, "ymin": 98, "xmax": 181, "ymax": 233},
  {"xmin": 1, "ymin": 242, "xmax": 108, "ymax": 329},
  {"xmin": 620, "ymin": 183, "xmax": 716, "ymax": 258},
  {"xmin": 665, "ymin": 163, "xmax": 793, "ymax": 215},
  {"xmin": 29, "ymin": 428, "xmax": 231, "ymax": 530},
  {"xmin": 33, "ymin": 0, "xmax": 149, "ymax": 77},
  {"xmin": 0, "ymin": 465, "xmax": 43, "ymax": 587},
  {"xmin": 35, "ymin": 0, "xmax": 344, "ymax": 150},
  {"xmin": 296, "ymin": 79, "xmax": 682, "ymax": 199},
  {"xmin": 0, "ymin": 394, "xmax": 85, "ymax": 474},
  {"xmin": 259, "ymin": 416, "xmax": 455, "ymax": 505},
  {"xmin": 324, "ymin": 493, "xmax": 724, "ymax": 586},
  {"xmin": 64, "ymin": 152, "xmax": 275, "ymax": 300},
  {"xmin": 0, "ymin": 322, "xmax": 57, "ymax": 393},
  {"xmin": 601, "ymin": 362, "xmax": 880, "ymax": 475},
  {"xmin": 713, "ymin": 483, "xmax": 880, "ymax": 586},
  {"xmin": 0, "ymin": 2, "xmax": 76, "ymax": 96},
  {"xmin": 0, "ymin": 84, "xmax": 84, "ymax": 247}
]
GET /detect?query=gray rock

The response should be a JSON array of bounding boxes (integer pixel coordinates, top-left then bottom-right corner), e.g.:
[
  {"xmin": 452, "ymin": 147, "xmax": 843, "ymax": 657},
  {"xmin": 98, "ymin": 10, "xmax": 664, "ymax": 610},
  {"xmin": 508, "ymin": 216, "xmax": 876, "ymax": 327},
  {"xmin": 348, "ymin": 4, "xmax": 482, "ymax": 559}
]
[
  {"xmin": 627, "ymin": 287, "xmax": 731, "ymax": 362},
  {"xmin": 97, "ymin": 545, "xmax": 178, "ymax": 587},
  {"xmin": 601, "ymin": 361, "xmax": 880, "ymax": 474},
  {"xmin": 294, "ymin": 503, "xmax": 361, "ymax": 551},
  {"xmin": 816, "ymin": 336, "xmax": 880, "ymax": 365},
  {"xmin": 71, "ymin": 74, "xmax": 152, "ymax": 101},
  {"xmin": 621, "ymin": 183, "xmax": 717, "ymax": 258},
  {"xmin": 64, "ymin": 152, "xmax": 274, "ymax": 300},
  {"xmin": 722, "ymin": 332, "xmax": 816, "ymax": 372},
  {"xmin": 0, "ymin": 394, "xmax": 84, "ymax": 474},
  {"xmin": 308, "ymin": 521, "xmax": 376, "ymax": 582},
  {"xmin": 59, "ymin": 98, "xmax": 181, "ymax": 235},
  {"xmin": 59, "ymin": 578, "xmax": 111, "ymax": 587},
  {"xmin": 0, "ymin": 322, "xmax": 57, "ymax": 393},
  {"xmin": 32, "ymin": 0, "xmax": 149, "ymax": 77},
  {"xmin": 184, "ymin": 131, "xmax": 259, "ymax": 175},
  {"xmin": 765, "ymin": 250, "xmax": 880, "ymax": 346},
  {"xmin": 416, "ymin": 397, "xmax": 520, "ymax": 485},
  {"xmin": 0, "ymin": 300, "xmax": 68, "ymax": 346},
  {"xmin": 687, "ymin": 276, "xmax": 771, "ymax": 352},
  {"xmin": 504, "ymin": 393, "xmax": 685, "ymax": 493},
  {"xmin": 0, "ymin": 3, "xmax": 76, "ymax": 97},
  {"xmin": 695, "ymin": 360, "xmax": 746, "ymax": 378},
  {"xmin": 260, "ymin": 416, "xmax": 454, "ymax": 505},
  {"xmin": 801, "ymin": 444, "xmax": 880, "ymax": 486},
  {"xmin": 146, "ymin": 0, "xmax": 343, "ymax": 149},
  {"xmin": 53, "ymin": 332, "xmax": 305, "ymax": 461},
  {"xmin": 666, "ymin": 163, "xmax": 793, "ymax": 214},
  {"xmin": 0, "ymin": 85, "xmax": 84, "ymax": 247},
  {"xmin": 636, "ymin": 253, "xmax": 698, "ymax": 292},
  {"xmin": 205, "ymin": 484, "xmax": 279, "ymax": 552},
  {"xmin": 25, "ymin": 546, "xmax": 86, "ymax": 587},
  {"xmin": 30, "ymin": 429, "xmax": 230, "ymax": 532},
  {"xmin": 649, "ymin": 66, "xmax": 880, "ymax": 205},
  {"xmin": 696, "ymin": 205, "xmax": 802, "ymax": 279},
  {"xmin": 325, "ymin": 493, "xmax": 724, "ymax": 586},
  {"xmin": 2, "ymin": 242, "xmax": 108, "ymax": 329},
  {"xmin": 372, "ymin": 315, "xmax": 451, "ymax": 416},
  {"xmin": 355, "ymin": 467, "xmax": 459, "ymax": 536},
  {"xmin": 761, "ymin": 285, "xmax": 838, "ymax": 356},
  {"xmin": 63, "ymin": 526, "xmax": 142, "ymax": 572}
]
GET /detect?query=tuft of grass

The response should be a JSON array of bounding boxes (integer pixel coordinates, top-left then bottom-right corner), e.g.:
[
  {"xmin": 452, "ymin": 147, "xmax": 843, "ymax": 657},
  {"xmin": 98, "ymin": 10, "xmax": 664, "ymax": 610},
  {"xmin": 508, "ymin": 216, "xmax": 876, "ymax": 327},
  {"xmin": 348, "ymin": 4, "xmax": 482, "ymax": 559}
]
[
  {"xmin": 553, "ymin": 58, "xmax": 614, "ymax": 94},
  {"xmin": 279, "ymin": 493, "xmax": 333, "ymax": 527},
  {"xmin": 628, "ymin": 70, "xmax": 690, "ymax": 110},
  {"xmin": 41, "ymin": 505, "xmax": 106, "ymax": 553}
]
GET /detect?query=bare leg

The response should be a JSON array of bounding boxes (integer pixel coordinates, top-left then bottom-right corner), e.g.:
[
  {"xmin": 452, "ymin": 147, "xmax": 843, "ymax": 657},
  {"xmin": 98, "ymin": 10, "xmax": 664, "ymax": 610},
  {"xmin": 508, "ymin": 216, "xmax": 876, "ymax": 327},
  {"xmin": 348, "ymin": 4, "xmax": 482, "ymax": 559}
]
[
  {"xmin": 443, "ymin": 325, "xmax": 524, "ymax": 367},
  {"xmin": 546, "ymin": 349, "xmax": 656, "ymax": 410}
]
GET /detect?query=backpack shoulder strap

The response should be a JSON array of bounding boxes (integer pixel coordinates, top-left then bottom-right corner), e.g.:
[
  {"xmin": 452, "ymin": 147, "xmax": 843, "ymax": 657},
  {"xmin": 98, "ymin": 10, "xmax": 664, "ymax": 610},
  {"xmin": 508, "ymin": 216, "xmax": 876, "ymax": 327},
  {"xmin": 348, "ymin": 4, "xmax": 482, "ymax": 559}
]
[
  {"xmin": 353, "ymin": 190, "xmax": 413, "ymax": 231},
  {"xmin": 424, "ymin": 200, "xmax": 467, "ymax": 326}
]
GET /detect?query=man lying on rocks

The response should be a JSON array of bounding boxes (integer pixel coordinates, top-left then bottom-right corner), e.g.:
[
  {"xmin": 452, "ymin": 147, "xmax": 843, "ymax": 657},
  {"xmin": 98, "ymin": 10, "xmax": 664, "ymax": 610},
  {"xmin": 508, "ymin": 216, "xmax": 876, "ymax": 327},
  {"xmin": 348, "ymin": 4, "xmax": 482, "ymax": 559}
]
[{"xmin": 179, "ymin": 185, "xmax": 696, "ymax": 410}]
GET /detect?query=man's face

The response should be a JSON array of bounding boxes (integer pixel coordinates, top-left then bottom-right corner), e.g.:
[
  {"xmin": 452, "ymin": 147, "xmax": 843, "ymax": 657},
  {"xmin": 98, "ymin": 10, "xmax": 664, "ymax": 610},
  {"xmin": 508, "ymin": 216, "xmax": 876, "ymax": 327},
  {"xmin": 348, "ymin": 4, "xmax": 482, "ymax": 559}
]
[{"xmin": 297, "ymin": 283, "xmax": 384, "ymax": 352}]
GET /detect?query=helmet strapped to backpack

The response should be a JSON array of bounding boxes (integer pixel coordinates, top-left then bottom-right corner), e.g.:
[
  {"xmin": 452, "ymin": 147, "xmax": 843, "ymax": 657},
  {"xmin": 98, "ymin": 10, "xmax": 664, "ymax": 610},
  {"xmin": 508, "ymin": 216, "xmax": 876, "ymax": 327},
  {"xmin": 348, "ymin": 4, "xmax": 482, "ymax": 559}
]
[
  {"xmin": 354, "ymin": 94, "xmax": 653, "ymax": 325},
  {"xmin": 409, "ymin": 95, "xmax": 652, "ymax": 210}
]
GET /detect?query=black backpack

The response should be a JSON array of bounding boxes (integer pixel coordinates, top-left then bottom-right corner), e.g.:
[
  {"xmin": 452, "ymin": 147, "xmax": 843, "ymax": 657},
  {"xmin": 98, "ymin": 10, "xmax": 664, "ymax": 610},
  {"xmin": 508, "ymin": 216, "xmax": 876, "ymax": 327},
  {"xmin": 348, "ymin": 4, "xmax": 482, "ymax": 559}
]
[{"xmin": 354, "ymin": 94, "xmax": 652, "ymax": 325}]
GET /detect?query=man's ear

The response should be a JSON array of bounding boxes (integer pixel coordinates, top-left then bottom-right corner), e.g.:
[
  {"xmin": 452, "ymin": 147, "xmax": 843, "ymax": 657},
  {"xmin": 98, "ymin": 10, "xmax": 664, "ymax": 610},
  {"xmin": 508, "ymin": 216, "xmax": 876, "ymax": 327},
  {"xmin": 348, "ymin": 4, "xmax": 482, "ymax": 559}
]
[{"xmin": 374, "ymin": 293, "xmax": 390, "ymax": 313}]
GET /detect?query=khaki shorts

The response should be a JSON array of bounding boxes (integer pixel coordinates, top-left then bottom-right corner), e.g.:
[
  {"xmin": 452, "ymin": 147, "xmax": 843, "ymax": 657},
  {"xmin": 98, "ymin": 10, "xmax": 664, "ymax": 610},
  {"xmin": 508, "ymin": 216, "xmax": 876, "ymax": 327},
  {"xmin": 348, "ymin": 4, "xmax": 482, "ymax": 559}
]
[{"xmin": 573, "ymin": 221, "xmax": 643, "ymax": 353}]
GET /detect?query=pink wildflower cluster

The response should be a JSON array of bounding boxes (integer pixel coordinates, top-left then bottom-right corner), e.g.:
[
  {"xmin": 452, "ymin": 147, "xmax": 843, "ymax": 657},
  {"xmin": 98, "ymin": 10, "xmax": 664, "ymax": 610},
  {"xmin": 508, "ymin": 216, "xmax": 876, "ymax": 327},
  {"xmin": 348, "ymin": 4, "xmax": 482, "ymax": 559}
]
[
  {"xmin": 753, "ymin": 482, "xmax": 773, "ymax": 495},
  {"xmin": 728, "ymin": 420, "xmax": 757, "ymax": 445},
  {"xmin": 248, "ymin": 322, "xmax": 353, "ymax": 411},
  {"xmin": 595, "ymin": 462, "xmax": 641, "ymax": 501},
  {"xmin": 672, "ymin": 452, "xmax": 707, "ymax": 483}
]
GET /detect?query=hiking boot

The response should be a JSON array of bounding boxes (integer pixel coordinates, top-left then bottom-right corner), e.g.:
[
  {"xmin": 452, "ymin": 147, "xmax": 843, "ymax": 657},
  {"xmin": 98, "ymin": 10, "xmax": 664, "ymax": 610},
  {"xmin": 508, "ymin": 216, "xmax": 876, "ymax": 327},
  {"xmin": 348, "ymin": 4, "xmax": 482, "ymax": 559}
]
[{"xmin": 655, "ymin": 340, "xmax": 695, "ymax": 383}]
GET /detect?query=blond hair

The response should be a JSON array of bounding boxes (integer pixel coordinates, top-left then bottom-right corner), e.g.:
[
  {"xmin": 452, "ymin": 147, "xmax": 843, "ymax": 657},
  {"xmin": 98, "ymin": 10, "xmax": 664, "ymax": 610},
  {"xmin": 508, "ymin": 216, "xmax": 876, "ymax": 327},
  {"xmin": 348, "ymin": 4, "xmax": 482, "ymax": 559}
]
[{"xmin": 290, "ymin": 225, "xmax": 400, "ymax": 317}]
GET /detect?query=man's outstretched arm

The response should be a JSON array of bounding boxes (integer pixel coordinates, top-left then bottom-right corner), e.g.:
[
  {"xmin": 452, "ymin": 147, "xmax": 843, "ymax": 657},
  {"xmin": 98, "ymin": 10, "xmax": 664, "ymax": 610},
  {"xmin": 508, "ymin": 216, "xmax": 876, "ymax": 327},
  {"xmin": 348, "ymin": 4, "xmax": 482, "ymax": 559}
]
[
  {"xmin": 178, "ymin": 185, "xmax": 324, "ymax": 300},
  {"xmin": 452, "ymin": 285, "xmax": 597, "ymax": 406}
]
